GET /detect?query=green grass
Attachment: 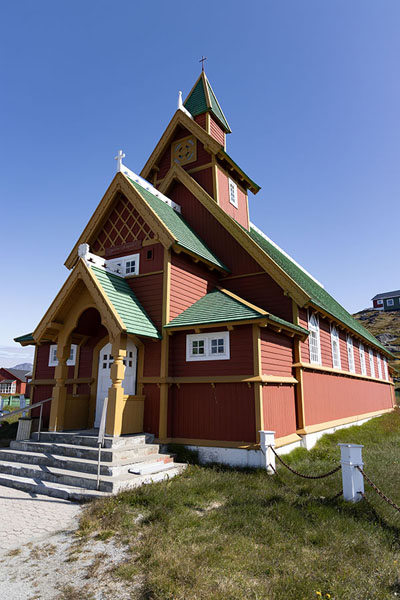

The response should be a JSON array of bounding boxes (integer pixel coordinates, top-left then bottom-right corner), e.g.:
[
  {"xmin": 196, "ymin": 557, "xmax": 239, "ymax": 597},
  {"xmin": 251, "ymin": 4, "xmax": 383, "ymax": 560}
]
[{"xmin": 79, "ymin": 410, "xmax": 400, "ymax": 600}]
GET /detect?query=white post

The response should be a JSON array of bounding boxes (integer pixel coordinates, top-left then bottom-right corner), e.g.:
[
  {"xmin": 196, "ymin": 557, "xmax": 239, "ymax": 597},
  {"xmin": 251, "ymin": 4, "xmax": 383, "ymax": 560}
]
[
  {"xmin": 338, "ymin": 443, "xmax": 364, "ymax": 502},
  {"xmin": 260, "ymin": 430, "xmax": 276, "ymax": 474}
]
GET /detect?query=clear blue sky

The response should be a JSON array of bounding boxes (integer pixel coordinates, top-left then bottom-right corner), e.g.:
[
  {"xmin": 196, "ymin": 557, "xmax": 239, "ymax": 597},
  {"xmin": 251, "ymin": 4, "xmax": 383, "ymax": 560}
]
[{"xmin": 1, "ymin": 1, "xmax": 399, "ymax": 367}]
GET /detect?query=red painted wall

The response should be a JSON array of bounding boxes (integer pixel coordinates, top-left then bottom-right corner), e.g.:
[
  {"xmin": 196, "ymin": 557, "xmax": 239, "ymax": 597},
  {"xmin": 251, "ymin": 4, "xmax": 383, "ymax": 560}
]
[
  {"xmin": 157, "ymin": 127, "xmax": 212, "ymax": 181},
  {"xmin": 260, "ymin": 330, "xmax": 293, "ymax": 377},
  {"xmin": 170, "ymin": 252, "xmax": 218, "ymax": 320},
  {"xmin": 128, "ymin": 273, "xmax": 164, "ymax": 329},
  {"xmin": 143, "ymin": 384, "xmax": 160, "ymax": 437},
  {"xmin": 209, "ymin": 116, "xmax": 225, "ymax": 146},
  {"xmin": 34, "ymin": 344, "xmax": 74, "ymax": 380},
  {"xmin": 191, "ymin": 168, "xmax": 214, "ymax": 197},
  {"xmin": 262, "ymin": 384, "xmax": 297, "ymax": 438},
  {"xmin": 167, "ymin": 382, "xmax": 256, "ymax": 442},
  {"xmin": 169, "ymin": 325, "xmax": 254, "ymax": 377},
  {"xmin": 217, "ymin": 167, "xmax": 249, "ymax": 229},
  {"xmin": 302, "ymin": 370, "xmax": 393, "ymax": 426},
  {"xmin": 194, "ymin": 114, "xmax": 207, "ymax": 129}
]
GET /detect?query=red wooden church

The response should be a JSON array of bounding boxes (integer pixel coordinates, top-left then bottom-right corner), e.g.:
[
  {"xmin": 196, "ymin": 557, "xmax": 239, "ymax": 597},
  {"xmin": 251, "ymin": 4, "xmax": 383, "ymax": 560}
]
[{"xmin": 16, "ymin": 71, "xmax": 395, "ymax": 464}]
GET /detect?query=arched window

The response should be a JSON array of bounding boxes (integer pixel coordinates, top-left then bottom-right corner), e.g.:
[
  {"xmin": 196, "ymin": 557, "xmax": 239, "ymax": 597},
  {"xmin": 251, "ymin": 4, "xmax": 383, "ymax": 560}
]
[
  {"xmin": 330, "ymin": 325, "xmax": 341, "ymax": 369},
  {"xmin": 346, "ymin": 335, "xmax": 355, "ymax": 373},
  {"xmin": 359, "ymin": 343, "xmax": 367, "ymax": 376},
  {"xmin": 308, "ymin": 312, "xmax": 321, "ymax": 365},
  {"xmin": 369, "ymin": 349, "xmax": 376, "ymax": 378}
]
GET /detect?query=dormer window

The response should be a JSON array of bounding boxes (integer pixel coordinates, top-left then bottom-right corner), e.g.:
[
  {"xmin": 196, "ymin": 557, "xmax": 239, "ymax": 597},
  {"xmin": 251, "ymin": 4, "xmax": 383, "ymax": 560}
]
[
  {"xmin": 229, "ymin": 179, "xmax": 238, "ymax": 208},
  {"xmin": 106, "ymin": 253, "xmax": 140, "ymax": 277}
]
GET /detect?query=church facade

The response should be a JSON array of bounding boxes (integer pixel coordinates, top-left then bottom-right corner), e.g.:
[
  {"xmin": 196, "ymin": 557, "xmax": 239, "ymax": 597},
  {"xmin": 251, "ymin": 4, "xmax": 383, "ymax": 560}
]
[{"xmin": 16, "ymin": 72, "xmax": 395, "ymax": 464}]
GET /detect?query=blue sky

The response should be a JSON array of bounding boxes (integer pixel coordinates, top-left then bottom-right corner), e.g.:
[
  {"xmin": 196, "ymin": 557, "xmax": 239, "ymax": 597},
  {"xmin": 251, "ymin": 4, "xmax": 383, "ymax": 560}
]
[{"xmin": 1, "ymin": 1, "xmax": 399, "ymax": 366}]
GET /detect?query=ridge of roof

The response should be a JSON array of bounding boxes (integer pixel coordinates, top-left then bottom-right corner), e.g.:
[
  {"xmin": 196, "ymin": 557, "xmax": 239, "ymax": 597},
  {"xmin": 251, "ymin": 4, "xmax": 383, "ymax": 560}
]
[
  {"xmin": 248, "ymin": 224, "xmax": 392, "ymax": 356},
  {"xmin": 127, "ymin": 177, "xmax": 229, "ymax": 272},
  {"xmin": 372, "ymin": 290, "xmax": 400, "ymax": 300},
  {"xmin": 2, "ymin": 368, "xmax": 29, "ymax": 382},
  {"xmin": 91, "ymin": 266, "xmax": 161, "ymax": 339},
  {"xmin": 184, "ymin": 72, "xmax": 231, "ymax": 133}
]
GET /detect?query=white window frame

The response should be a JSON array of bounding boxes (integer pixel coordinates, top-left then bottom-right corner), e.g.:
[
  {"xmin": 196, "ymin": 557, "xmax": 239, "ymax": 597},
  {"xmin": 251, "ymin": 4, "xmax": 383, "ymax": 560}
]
[
  {"xmin": 377, "ymin": 354, "xmax": 383, "ymax": 379},
  {"xmin": 308, "ymin": 312, "xmax": 321, "ymax": 365},
  {"xmin": 330, "ymin": 325, "xmax": 341, "ymax": 369},
  {"xmin": 49, "ymin": 344, "xmax": 78, "ymax": 367},
  {"xmin": 383, "ymin": 358, "xmax": 389, "ymax": 381},
  {"xmin": 186, "ymin": 332, "xmax": 230, "ymax": 362},
  {"xmin": 346, "ymin": 335, "xmax": 355, "ymax": 373},
  {"xmin": 376, "ymin": 299, "xmax": 383, "ymax": 306},
  {"xmin": 386, "ymin": 298, "xmax": 394, "ymax": 307},
  {"xmin": 369, "ymin": 349, "xmax": 376, "ymax": 378},
  {"xmin": 0, "ymin": 382, "xmax": 16, "ymax": 394},
  {"xmin": 106, "ymin": 253, "xmax": 140, "ymax": 277},
  {"xmin": 228, "ymin": 178, "xmax": 238, "ymax": 209},
  {"xmin": 359, "ymin": 343, "xmax": 367, "ymax": 376}
]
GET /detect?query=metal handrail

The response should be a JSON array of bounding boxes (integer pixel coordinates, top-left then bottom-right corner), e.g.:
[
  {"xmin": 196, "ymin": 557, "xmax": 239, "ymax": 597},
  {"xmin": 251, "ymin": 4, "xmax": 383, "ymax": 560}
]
[
  {"xmin": 0, "ymin": 397, "xmax": 53, "ymax": 442},
  {"xmin": 96, "ymin": 397, "xmax": 109, "ymax": 491}
]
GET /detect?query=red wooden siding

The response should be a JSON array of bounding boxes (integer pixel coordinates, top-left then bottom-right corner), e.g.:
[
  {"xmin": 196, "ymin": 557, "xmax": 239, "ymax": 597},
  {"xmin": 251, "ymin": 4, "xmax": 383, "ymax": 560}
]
[
  {"xmin": 354, "ymin": 341, "xmax": 362, "ymax": 374},
  {"xmin": 143, "ymin": 340, "xmax": 161, "ymax": 377},
  {"xmin": 156, "ymin": 127, "xmax": 211, "ymax": 181},
  {"xmin": 260, "ymin": 329, "xmax": 293, "ymax": 377},
  {"xmin": 169, "ymin": 325, "xmax": 254, "ymax": 377},
  {"xmin": 170, "ymin": 252, "xmax": 218, "ymax": 320},
  {"xmin": 338, "ymin": 331, "xmax": 349, "ymax": 371},
  {"xmin": 167, "ymin": 382, "xmax": 256, "ymax": 442},
  {"xmin": 128, "ymin": 273, "xmax": 163, "ymax": 329},
  {"xmin": 143, "ymin": 384, "xmax": 160, "ymax": 437},
  {"xmin": 191, "ymin": 167, "xmax": 214, "ymax": 197},
  {"xmin": 34, "ymin": 344, "xmax": 74, "ymax": 380},
  {"xmin": 31, "ymin": 385, "xmax": 54, "ymax": 426},
  {"xmin": 217, "ymin": 168, "xmax": 249, "ymax": 229},
  {"xmin": 167, "ymin": 181, "xmax": 259, "ymax": 276},
  {"xmin": 224, "ymin": 273, "xmax": 293, "ymax": 322},
  {"xmin": 262, "ymin": 385, "xmax": 297, "ymax": 438},
  {"xmin": 194, "ymin": 114, "xmax": 207, "ymax": 129},
  {"xmin": 302, "ymin": 370, "xmax": 393, "ymax": 426},
  {"xmin": 299, "ymin": 308, "xmax": 309, "ymax": 361},
  {"xmin": 319, "ymin": 318, "xmax": 332, "ymax": 366},
  {"xmin": 209, "ymin": 116, "xmax": 225, "ymax": 146}
]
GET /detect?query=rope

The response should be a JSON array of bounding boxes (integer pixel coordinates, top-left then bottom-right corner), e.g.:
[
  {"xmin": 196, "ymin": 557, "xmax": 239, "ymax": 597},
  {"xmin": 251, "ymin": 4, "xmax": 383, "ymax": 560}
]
[
  {"xmin": 356, "ymin": 466, "xmax": 400, "ymax": 514},
  {"xmin": 268, "ymin": 445, "xmax": 341, "ymax": 480}
]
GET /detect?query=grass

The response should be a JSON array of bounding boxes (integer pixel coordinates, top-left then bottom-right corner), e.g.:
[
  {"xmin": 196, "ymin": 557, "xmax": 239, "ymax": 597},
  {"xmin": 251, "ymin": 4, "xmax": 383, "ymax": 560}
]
[{"xmin": 79, "ymin": 410, "xmax": 400, "ymax": 599}]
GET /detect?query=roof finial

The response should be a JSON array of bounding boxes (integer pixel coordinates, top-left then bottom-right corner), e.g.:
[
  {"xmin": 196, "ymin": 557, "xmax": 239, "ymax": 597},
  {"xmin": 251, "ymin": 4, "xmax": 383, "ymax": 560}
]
[
  {"xmin": 114, "ymin": 149, "xmax": 125, "ymax": 172},
  {"xmin": 178, "ymin": 90, "xmax": 183, "ymax": 109},
  {"xmin": 199, "ymin": 55, "xmax": 207, "ymax": 72}
]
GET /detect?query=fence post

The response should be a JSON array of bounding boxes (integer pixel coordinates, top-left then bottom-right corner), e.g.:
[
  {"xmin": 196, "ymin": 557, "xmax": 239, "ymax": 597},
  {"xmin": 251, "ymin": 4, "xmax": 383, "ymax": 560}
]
[
  {"xmin": 338, "ymin": 443, "xmax": 364, "ymax": 502},
  {"xmin": 260, "ymin": 430, "xmax": 276, "ymax": 473}
]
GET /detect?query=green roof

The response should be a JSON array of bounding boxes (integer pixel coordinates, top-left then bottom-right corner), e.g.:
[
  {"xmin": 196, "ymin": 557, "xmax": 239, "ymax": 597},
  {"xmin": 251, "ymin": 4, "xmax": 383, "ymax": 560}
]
[
  {"xmin": 91, "ymin": 266, "xmax": 161, "ymax": 339},
  {"xmin": 184, "ymin": 73, "xmax": 231, "ymax": 133},
  {"xmin": 128, "ymin": 178, "xmax": 228, "ymax": 272},
  {"xmin": 248, "ymin": 225, "xmax": 392, "ymax": 356},
  {"xmin": 165, "ymin": 289, "xmax": 308, "ymax": 335},
  {"xmin": 14, "ymin": 333, "xmax": 34, "ymax": 344}
]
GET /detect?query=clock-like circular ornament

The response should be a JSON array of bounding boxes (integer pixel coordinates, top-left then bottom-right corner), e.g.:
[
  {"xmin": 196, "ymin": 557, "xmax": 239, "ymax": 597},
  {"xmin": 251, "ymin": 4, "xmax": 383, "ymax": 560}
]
[{"xmin": 172, "ymin": 136, "xmax": 197, "ymax": 166}]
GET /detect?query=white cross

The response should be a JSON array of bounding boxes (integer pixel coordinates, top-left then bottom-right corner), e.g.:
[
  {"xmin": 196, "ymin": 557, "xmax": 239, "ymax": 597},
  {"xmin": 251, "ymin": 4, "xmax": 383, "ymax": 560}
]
[{"xmin": 114, "ymin": 150, "xmax": 125, "ymax": 172}]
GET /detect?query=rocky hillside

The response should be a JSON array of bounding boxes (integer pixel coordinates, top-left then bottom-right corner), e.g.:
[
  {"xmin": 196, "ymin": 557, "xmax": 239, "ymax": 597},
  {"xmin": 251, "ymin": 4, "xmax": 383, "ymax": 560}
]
[{"xmin": 353, "ymin": 309, "xmax": 400, "ymax": 382}]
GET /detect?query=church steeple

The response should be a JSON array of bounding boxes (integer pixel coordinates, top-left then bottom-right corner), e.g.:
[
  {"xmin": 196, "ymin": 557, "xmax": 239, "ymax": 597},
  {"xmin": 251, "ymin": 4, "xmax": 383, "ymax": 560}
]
[{"xmin": 184, "ymin": 72, "xmax": 231, "ymax": 134}]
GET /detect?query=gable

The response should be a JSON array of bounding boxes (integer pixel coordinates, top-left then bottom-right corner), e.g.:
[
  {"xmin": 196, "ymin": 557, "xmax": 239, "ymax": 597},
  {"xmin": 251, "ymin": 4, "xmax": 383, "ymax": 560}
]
[
  {"xmin": 155, "ymin": 125, "xmax": 212, "ymax": 183},
  {"xmin": 91, "ymin": 193, "xmax": 156, "ymax": 255}
]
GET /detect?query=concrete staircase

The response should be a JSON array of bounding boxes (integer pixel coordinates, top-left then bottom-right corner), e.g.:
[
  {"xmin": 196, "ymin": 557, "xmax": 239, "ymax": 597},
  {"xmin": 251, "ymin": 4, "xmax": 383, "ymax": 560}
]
[{"xmin": 0, "ymin": 431, "xmax": 186, "ymax": 501}]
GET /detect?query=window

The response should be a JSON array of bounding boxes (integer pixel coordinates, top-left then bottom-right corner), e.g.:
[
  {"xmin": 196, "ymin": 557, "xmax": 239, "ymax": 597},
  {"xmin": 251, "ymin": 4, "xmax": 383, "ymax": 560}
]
[
  {"xmin": 308, "ymin": 312, "xmax": 321, "ymax": 364},
  {"xmin": 106, "ymin": 253, "xmax": 140, "ymax": 277},
  {"xmin": 369, "ymin": 349, "xmax": 376, "ymax": 377},
  {"xmin": 228, "ymin": 179, "xmax": 238, "ymax": 208},
  {"xmin": 387, "ymin": 299, "xmax": 394, "ymax": 307},
  {"xmin": 359, "ymin": 343, "xmax": 367, "ymax": 376},
  {"xmin": 377, "ymin": 299, "xmax": 383, "ymax": 306},
  {"xmin": 186, "ymin": 332, "xmax": 230, "ymax": 361},
  {"xmin": 330, "ymin": 325, "xmax": 341, "ymax": 369},
  {"xmin": 48, "ymin": 344, "xmax": 77, "ymax": 367},
  {"xmin": 377, "ymin": 354, "xmax": 383, "ymax": 379},
  {"xmin": 0, "ymin": 381, "xmax": 16, "ymax": 394},
  {"xmin": 383, "ymin": 358, "xmax": 389, "ymax": 381},
  {"xmin": 346, "ymin": 335, "xmax": 355, "ymax": 373},
  {"xmin": 146, "ymin": 249, "xmax": 153, "ymax": 260}
]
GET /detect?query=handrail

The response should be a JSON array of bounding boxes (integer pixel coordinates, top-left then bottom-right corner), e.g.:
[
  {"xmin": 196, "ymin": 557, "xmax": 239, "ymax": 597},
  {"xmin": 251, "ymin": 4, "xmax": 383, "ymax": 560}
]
[
  {"xmin": 96, "ymin": 397, "xmax": 109, "ymax": 491},
  {"xmin": 0, "ymin": 397, "xmax": 53, "ymax": 442}
]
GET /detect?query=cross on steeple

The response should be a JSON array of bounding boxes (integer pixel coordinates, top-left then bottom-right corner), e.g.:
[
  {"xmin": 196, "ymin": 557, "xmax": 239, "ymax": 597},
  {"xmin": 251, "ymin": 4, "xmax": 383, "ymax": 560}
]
[
  {"xmin": 114, "ymin": 150, "xmax": 125, "ymax": 172},
  {"xmin": 199, "ymin": 56, "xmax": 207, "ymax": 72}
]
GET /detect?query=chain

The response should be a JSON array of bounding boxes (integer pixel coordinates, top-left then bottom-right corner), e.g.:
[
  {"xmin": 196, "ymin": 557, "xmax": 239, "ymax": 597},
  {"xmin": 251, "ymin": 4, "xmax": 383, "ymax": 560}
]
[
  {"xmin": 268, "ymin": 445, "xmax": 341, "ymax": 480},
  {"xmin": 356, "ymin": 466, "xmax": 400, "ymax": 513},
  {"xmin": 269, "ymin": 463, "xmax": 343, "ymax": 501}
]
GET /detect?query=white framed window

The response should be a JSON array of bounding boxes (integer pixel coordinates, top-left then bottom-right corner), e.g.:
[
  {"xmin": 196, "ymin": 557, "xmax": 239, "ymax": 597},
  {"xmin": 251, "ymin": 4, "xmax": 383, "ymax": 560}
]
[
  {"xmin": 330, "ymin": 325, "xmax": 341, "ymax": 369},
  {"xmin": 346, "ymin": 335, "xmax": 355, "ymax": 373},
  {"xmin": 383, "ymin": 358, "xmax": 389, "ymax": 381},
  {"xmin": 308, "ymin": 312, "xmax": 321, "ymax": 365},
  {"xmin": 377, "ymin": 299, "xmax": 383, "ymax": 306},
  {"xmin": 49, "ymin": 344, "xmax": 77, "ymax": 367},
  {"xmin": 377, "ymin": 354, "xmax": 383, "ymax": 379},
  {"xmin": 106, "ymin": 253, "xmax": 140, "ymax": 277},
  {"xmin": 186, "ymin": 332, "xmax": 230, "ymax": 362},
  {"xmin": 228, "ymin": 178, "xmax": 238, "ymax": 208},
  {"xmin": 359, "ymin": 343, "xmax": 367, "ymax": 376},
  {"xmin": 0, "ymin": 382, "xmax": 16, "ymax": 394},
  {"xmin": 387, "ymin": 299, "xmax": 394, "ymax": 307},
  {"xmin": 369, "ymin": 349, "xmax": 376, "ymax": 378}
]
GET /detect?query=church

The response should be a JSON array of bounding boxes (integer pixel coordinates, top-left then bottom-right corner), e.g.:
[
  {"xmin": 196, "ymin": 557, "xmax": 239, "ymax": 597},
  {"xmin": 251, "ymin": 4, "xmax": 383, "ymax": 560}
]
[{"xmin": 16, "ymin": 70, "xmax": 395, "ymax": 465}]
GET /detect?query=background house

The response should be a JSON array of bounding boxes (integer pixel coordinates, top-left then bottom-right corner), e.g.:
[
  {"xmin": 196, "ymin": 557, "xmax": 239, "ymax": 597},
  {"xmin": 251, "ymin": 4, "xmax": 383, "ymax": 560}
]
[{"xmin": 372, "ymin": 291, "xmax": 400, "ymax": 311}]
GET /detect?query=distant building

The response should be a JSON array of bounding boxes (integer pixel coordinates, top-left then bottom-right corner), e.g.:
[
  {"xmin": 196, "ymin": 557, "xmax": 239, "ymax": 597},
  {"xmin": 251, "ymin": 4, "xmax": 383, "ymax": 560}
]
[
  {"xmin": 0, "ymin": 368, "xmax": 30, "ymax": 396},
  {"xmin": 372, "ymin": 291, "xmax": 400, "ymax": 311}
]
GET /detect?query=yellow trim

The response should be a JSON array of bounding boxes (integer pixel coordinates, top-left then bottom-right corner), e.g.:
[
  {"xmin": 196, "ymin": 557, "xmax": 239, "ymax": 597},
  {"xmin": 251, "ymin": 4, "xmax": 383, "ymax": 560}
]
[
  {"xmin": 294, "ymin": 361, "xmax": 394, "ymax": 385},
  {"xmin": 30, "ymin": 378, "xmax": 93, "ymax": 386},
  {"xmin": 166, "ymin": 318, "xmax": 268, "ymax": 332},
  {"xmin": 275, "ymin": 433, "xmax": 302, "ymax": 448},
  {"xmin": 170, "ymin": 134, "xmax": 197, "ymax": 168},
  {"xmin": 140, "ymin": 375, "xmax": 297, "ymax": 385},
  {"xmin": 158, "ymin": 164, "xmax": 310, "ymax": 307},
  {"xmin": 222, "ymin": 271, "xmax": 265, "ymax": 281},
  {"xmin": 187, "ymin": 162, "xmax": 214, "ymax": 174},
  {"xmin": 206, "ymin": 111, "xmax": 211, "ymax": 135},
  {"xmin": 297, "ymin": 408, "xmax": 394, "ymax": 435},
  {"xmin": 218, "ymin": 287, "xmax": 267, "ymax": 315},
  {"xmin": 159, "ymin": 248, "xmax": 171, "ymax": 439},
  {"xmin": 212, "ymin": 155, "xmax": 219, "ymax": 204},
  {"xmin": 172, "ymin": 243, "xmax": 226, "ymax": 273},
  {"xmin": 253, "ymin": 324, "xmax": 264, "ymax": 441},
  {"xmin": 293, "ymin": 338, "xmax": 305, "ymax": 430},
  {"xmin": 125, "ymin": 269, "xmax": 163, "ymax": 279}
]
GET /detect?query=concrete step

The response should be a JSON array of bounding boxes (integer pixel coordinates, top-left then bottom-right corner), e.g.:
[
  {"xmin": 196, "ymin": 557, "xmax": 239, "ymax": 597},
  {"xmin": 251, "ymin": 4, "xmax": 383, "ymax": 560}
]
[
  {"xmin": 0, "ymin": 448, "xmax": 174, "ymax": 476},
  {"xmin": 9, "ymin": 440, "xmax": 161, "ymax": 462},
  {"xmin": 30, "ymin": 431, "xmax": 153, "ymax": 448},
  {"xmin": 128, "ymin": 461, "xmax": 177, "ymax": 476},
  {"xmin": 0, "ymin": 463, "xmax": 187, "ymax": 500}
]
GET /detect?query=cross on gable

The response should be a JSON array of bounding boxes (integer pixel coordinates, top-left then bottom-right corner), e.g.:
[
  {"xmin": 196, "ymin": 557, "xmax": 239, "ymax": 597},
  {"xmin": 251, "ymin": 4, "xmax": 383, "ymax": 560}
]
[
  {"xmin": 199, "ymin": 56, "xmax": 207, "ymax": 72},
  {"xmin": 114, "ymin": 150, "xmax": 126, "ymax": 172}
]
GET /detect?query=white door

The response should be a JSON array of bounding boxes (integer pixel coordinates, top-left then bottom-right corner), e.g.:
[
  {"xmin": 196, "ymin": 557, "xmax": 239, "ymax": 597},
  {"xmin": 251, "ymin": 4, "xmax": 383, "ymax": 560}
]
[{"xmin": 95, "ymin": 340, "xmax": 137, "ymax": 427}]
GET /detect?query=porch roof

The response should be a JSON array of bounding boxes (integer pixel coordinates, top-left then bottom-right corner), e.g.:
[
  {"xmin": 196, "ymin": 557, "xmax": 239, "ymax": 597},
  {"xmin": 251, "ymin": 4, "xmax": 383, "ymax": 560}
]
[
  {"xmin": 91, "ymin": 266, "xmax": 161, "ymax": 339},
  {"xmin": 164, "ymin": 288, "xmax": 308, "ymax": 336}
]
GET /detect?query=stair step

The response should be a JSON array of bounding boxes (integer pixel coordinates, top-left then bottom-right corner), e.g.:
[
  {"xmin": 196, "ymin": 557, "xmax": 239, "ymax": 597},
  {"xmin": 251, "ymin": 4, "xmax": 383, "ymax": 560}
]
[
  {"xmin": 128, "ymin": 461, "xmax": 176, "ymax": 476},
  {"xmin": 31, "ymin": 431, "xmax": 153, "ymax": 448}
]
